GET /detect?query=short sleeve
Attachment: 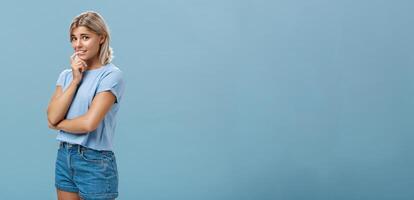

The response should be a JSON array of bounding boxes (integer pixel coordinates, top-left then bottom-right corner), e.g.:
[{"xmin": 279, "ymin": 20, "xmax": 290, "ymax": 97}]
[
  {"xmin": 56, "ymin": 70, "xmax": 70, "ymax": 87},
  {"xmin": 96, "ymin": 70, "xmax": 125, "ymax": 103}
]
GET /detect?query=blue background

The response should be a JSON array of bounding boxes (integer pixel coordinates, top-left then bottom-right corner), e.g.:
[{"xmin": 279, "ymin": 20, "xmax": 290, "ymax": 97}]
[{"xmin": 0, "ymin": 0, "xmax": 413, "ymax": 199}]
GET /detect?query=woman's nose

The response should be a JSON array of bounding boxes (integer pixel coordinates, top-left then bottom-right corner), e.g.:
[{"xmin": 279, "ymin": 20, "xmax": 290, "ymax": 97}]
[{"xmin": 74, "ymin": 40, "xmax": 82, "ymax": 48}]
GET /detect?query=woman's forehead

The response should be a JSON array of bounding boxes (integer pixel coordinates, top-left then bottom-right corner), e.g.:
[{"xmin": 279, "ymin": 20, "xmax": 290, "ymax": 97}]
[{"xmin": 71, "ymin": 26, "xmax": 95, "ymax": 35}]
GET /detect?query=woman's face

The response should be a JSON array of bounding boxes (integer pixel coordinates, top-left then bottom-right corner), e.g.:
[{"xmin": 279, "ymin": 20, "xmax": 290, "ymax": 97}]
[{"xmin": 70, "ymin": 26, "xmax": 104, "ymax": 61}]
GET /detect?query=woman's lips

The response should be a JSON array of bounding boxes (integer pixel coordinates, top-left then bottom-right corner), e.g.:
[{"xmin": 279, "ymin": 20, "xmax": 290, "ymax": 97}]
[{"xmin": 76, "ymin": 50, "xmax": 87, "ymax": 55}]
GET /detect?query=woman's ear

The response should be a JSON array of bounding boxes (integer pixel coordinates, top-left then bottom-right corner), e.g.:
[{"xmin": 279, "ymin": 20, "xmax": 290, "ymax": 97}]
[{"xmin": 100, "ymin": 35, "xmax": 105, "ymax": 44}]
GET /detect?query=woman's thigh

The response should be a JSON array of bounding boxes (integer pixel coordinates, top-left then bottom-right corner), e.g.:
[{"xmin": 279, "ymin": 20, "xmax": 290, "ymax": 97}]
[{"xmin": 57, "ymin": 189, "xmax": 81, "ymax": 200}]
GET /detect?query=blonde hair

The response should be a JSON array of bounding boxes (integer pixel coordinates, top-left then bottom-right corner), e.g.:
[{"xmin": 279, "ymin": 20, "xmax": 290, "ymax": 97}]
[{"xmin": 69, "ymin": 11, "xmax": 113, "ymax": 65}]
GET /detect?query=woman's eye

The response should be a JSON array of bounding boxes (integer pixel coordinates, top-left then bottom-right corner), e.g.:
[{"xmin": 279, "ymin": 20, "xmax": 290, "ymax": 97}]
[{"xmin": 82, "ymin": 36, "xmax": 89, "ymax": 40}]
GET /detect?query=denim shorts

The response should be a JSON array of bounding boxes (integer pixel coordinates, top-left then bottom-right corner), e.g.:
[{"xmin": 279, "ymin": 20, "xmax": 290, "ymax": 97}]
[{"xmin": 55, "ymin": 142, "xmax": 118, "ymax": 200}]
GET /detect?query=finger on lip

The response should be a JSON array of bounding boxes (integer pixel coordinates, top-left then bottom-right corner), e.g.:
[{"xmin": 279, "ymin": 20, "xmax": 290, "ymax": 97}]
[{"xmin": 71, "ymin": 53, "xmax": 76, "ymax": 61}]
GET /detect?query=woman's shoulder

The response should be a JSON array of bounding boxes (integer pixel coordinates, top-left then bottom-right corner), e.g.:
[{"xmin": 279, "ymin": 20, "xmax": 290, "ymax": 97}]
[
  {"xmin": 95, "ymin": 63, "xmax": 124, "ymax": 84},
  {"xmin": 101, "ymin": 63, "xmax": 123, "ymax": 76},
  {"xmin": 106, "ymin": 63, "xmax": 122, "ymax": 73},
  {"xmin": 58, "ymin": 68, "xmax": 72, "ymax": 77}
]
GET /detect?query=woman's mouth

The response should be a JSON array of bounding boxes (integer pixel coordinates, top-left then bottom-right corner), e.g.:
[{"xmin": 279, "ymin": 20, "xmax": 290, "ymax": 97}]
[{"xmin": 76, "ymin": 50, "xmax": 87, "ymax": 55}]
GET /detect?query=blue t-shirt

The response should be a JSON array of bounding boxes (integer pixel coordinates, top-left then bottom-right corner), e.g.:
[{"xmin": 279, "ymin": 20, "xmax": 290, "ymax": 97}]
[{"xmin": 55, "ymin": 63, "xmax": 125, "ymax": 151}]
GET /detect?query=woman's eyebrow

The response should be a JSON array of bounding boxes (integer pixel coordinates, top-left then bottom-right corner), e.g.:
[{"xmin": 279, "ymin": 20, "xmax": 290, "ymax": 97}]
[{"xmin": 70, "ymin": 33, "xmax": 90, "ymax": 37}]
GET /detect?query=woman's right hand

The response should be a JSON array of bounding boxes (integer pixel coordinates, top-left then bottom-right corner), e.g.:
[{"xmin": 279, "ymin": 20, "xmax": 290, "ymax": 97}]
[{"xmin": 70, "ymin": 53, "xmax": 87, "ymax": 85}]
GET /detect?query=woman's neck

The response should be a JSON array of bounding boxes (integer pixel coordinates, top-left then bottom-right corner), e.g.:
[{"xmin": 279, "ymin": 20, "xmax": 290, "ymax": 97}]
[{"xmin": 85, "ymin": 56, "xmax": 102, "ymax": 70}]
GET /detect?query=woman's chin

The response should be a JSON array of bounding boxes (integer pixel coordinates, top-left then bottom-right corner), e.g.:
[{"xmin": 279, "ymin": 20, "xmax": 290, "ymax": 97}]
[
  {"xmin": 77, "ymin": 55, "xmax": 87, "ymax": 60},
  {"xmin": 78, "ymin": 55, "xmax": 92, "ymax": 62}
]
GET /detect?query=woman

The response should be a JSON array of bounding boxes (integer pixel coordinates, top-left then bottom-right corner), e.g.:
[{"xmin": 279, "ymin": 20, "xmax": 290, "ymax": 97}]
[{"xmin": 47, "ymin": 11, "xmax": 125, "ymax": 200}]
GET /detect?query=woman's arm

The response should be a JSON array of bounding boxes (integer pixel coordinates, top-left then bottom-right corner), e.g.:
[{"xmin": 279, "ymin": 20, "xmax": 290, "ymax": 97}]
[
  {"xmin": 56, "ymin": 91, "xmax": 116, "ymax": 134},
  {"xmin": 46, "ymin": 82, "xmax": 80, "ymax": 126},
  {"xmin": 47, "ymin": 55, "xmax": 87, "ymax": 126}
]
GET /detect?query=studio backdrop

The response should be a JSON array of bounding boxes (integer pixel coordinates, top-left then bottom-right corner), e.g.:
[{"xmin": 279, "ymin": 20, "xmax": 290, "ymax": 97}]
[{"xmin": 0, "ymin": 0, "xmax": 413, "ymax": 199}]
